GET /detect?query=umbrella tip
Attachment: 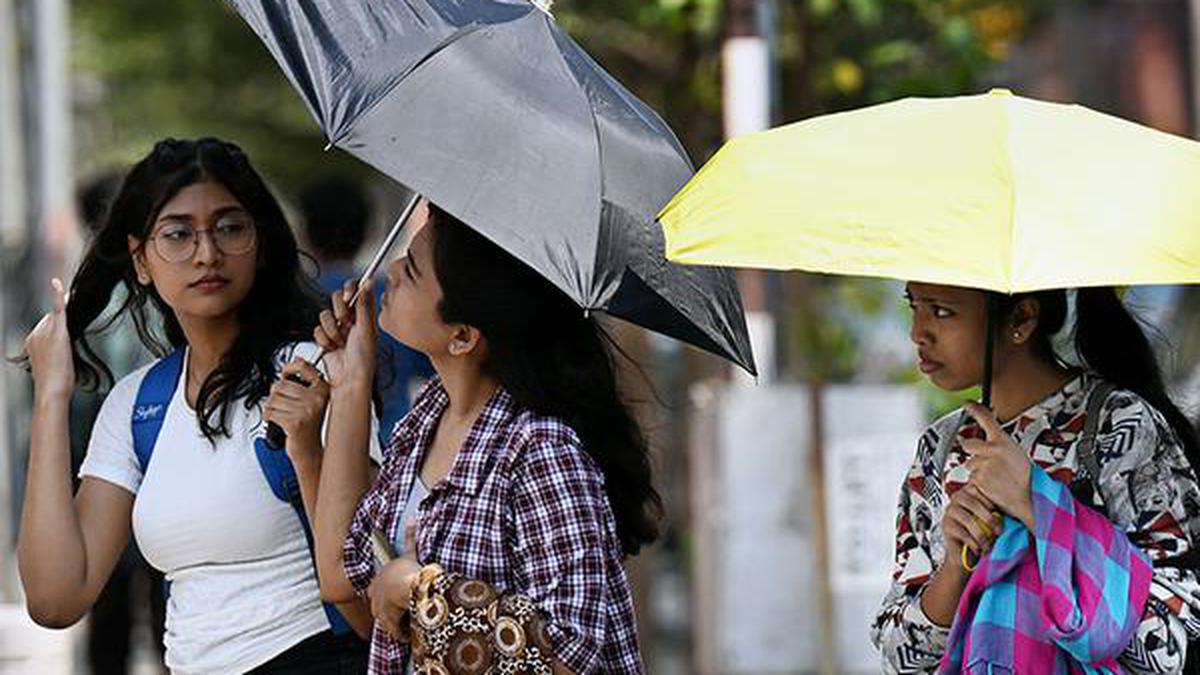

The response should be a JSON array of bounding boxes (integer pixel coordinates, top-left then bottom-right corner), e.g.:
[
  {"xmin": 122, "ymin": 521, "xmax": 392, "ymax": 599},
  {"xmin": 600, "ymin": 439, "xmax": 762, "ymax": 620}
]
[
  {"xmin": 323, "ymin": 141, "xmax": 334, "ymax": 152},
  {"xmin": 530, "ymin": 0, "xmax": 553, "ymax": 15}
]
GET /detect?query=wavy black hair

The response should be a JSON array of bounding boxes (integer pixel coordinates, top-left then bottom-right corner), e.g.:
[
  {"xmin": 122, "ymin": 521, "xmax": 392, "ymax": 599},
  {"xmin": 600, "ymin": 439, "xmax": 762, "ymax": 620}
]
[
  {"xmin": 996, "ymin": 288, "xmax": 1200, "ymax": 473},
  {"xmin": 65, "ymin": 137, "xmax": 323, "ymax": 440},
  {"xmin": 428, "ymin": 205, "xmax": 661, "ymax": 556}
]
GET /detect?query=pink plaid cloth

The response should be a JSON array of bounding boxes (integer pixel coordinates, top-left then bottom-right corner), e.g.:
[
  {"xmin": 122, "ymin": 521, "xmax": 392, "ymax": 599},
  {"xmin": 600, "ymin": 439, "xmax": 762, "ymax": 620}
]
[{"xmin": 940, "ymin": 465, "xmax": 1154, "ymax": 673}]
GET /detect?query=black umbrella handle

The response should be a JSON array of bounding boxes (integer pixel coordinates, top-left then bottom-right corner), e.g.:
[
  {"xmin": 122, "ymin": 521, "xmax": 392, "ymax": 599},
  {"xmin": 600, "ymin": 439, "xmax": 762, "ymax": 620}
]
[{"xmin": 265, "ymin": 372, "xmax": 315, "ymax": 450}]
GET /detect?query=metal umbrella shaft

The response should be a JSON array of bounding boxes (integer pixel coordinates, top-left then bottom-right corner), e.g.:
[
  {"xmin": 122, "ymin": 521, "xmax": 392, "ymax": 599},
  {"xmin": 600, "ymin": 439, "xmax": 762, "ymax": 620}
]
[{"xmin": 265, "ymin": 192, "xmax": 422, "ymax": 449}]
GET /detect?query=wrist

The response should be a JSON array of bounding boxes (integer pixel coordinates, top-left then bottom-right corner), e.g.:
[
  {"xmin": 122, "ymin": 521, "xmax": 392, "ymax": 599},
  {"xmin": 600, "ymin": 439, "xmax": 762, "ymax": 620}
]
[
  {"xmin": 33, "ymin": 386, "xmax": 71, "ymax": 408},
  {"xmin": 287, "ymin": 438, "xmax": 322, "ymax": 470}
]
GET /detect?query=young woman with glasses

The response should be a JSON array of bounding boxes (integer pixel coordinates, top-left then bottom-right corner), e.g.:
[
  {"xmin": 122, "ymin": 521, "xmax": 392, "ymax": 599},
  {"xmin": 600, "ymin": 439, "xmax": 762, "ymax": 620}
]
[{"xmin": 18, "ymin": 138, "xmax": 377, "ymax": 673}]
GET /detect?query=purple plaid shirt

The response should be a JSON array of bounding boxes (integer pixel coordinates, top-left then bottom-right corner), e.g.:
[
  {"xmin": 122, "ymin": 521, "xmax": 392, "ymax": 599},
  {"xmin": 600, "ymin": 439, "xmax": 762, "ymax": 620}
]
[{"xmin": 343, "ymin": 378, "xmax": 645, "ymax": 674}]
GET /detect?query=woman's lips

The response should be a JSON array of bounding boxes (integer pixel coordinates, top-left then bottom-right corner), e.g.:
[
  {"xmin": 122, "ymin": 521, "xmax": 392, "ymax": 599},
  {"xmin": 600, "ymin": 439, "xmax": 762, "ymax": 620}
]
[
  {"xmin": 191, "ymin": 277, "xmax": 230, "ymax": 293},
  {"xmin": 918, "ymin": 358, "xmax": 943, "ymax": 374}
]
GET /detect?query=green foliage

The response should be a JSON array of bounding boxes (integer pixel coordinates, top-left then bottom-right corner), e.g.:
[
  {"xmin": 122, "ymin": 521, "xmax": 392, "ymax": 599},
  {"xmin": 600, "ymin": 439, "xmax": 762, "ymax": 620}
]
[{"xmin": 72, "ymin": 0, "xmax": 364, "ymax": 189}]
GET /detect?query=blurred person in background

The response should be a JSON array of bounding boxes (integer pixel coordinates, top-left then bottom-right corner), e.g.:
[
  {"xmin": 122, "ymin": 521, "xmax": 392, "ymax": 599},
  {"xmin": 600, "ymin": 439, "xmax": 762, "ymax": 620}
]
[{"xmin": 298, "ymin": 176, "xmax": 432, "ymax": 447}]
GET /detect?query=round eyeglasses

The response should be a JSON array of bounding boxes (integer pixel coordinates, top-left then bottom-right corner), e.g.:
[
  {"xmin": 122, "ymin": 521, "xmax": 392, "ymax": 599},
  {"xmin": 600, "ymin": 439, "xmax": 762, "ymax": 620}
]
[{"xmin": 147, "ymin": 215, "xmax": 257, "ymax": 263}]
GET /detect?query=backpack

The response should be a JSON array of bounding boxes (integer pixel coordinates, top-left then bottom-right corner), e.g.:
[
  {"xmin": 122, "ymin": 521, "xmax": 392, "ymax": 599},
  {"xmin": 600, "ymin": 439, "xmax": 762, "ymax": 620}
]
[
  {"xmin": 130, "ymin": 349, "xmax": 351, "ymax": 635},
  {"xmin": 932, "ymin": 381, "xmax": 1199, "ymax": 671}
]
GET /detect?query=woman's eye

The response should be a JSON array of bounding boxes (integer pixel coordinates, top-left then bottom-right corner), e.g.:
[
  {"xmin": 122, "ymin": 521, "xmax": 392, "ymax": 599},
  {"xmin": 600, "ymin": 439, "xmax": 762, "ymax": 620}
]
[
  {"xmin": 933, "ymin": 306, "xmax": 954, "ymax": 318},
  {"xmin": 216, "ymin": 220, "xmax": 247, "ymax": 235},
  {"xmin": 160, "ymin": 226, "xmax": 193, "ymax": 241}
]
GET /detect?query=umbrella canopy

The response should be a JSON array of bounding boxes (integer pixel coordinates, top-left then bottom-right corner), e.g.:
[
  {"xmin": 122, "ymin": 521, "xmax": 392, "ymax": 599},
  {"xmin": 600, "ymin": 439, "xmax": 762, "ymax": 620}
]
[
  {"xmin": 228, "ymin": 0, "xmax": 755, "ymax": 375},
  {"xmin": 659, "ymin": 88, "xmax": 1200, "ymax": 293}
]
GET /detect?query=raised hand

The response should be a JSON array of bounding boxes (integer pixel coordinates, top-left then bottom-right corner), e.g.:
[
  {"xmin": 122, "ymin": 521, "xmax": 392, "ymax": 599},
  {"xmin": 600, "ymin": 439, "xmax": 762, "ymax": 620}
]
[
  {"xmin": 313, "ymin": 279, "xmax": 378, "ymax": 390},
  {"xmin": 942, "ymin": 484, "xmax": 1002, "ymax": 570},
  {"xmin": 962, "ymin": 402, "xmax": 1036, "ymax": 530},
  {"xmin": 263, "ymin": 358, "xmax": 329, "ymax": 465},
  {"xmin": 24, "ymin": 279, "xmax": 75, "ymax": 401}
]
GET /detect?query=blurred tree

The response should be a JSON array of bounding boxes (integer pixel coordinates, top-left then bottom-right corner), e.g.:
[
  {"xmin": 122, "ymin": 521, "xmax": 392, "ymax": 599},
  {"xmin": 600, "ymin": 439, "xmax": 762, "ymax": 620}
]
[{"xmin": 72, "ymin": 0, "xmax": 365, "ymax": 188}]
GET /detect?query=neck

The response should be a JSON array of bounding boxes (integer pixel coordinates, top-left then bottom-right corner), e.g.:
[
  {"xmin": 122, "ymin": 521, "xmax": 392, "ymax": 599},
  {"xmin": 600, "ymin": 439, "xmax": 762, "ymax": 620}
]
[
  {"xmin": 179, "ymin": 314, "xmax": 241, "ymax": 381},
  {"xmin": 433, "ymin": 356, "xmax": 500, "ymax": 423},
  {"xmin": 989, "ymin": 349, "xmax": 1075, "ymax": 422}
]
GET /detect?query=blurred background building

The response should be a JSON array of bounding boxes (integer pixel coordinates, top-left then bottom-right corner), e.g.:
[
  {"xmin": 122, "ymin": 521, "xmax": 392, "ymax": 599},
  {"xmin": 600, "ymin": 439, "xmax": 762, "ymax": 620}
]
[{"xmin": 1, "ymin": 0, "xmax": 1198, "ymax": 672}]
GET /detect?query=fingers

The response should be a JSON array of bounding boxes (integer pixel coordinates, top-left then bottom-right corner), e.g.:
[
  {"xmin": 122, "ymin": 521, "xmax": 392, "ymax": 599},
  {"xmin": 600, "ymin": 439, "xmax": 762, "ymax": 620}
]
[
  {"xmin": 281, "ymin": 358, "xmax": 326, "ymax": 389},
  {"xmin": 960, "ymin": 438, "xmax": 990, "ymax": 458},
  {"xmin": 319, "ymin": 309, "xmax": 344, "ymax": 350},
  {"xmin": 313, "ymin": 317, "xmax": 340, "ymax": 353},
  {"xmin": 332, "ymin": 284, "xmax": 353, "ymax": 327},
  {"xmin": 403, "ymin": 519, "xmax": 418, "ymax": 554},
  {"xmin": 368, "ymin": 584, "xmax": 403, "ymax": 638},
  {"xmin": 945, "ymin": 508, "xmax": 991, "ymax": 555},
  {"xmin": 964, "ymin": 402, "xmax": 1004, "ymax": 441},
  {"xmin": 51, "ymin": 278, "xmax": 67, "ymax": 314},
  {"xmin": 954, "ymin": 488, "xmax": 1002, "ymax": 538}
]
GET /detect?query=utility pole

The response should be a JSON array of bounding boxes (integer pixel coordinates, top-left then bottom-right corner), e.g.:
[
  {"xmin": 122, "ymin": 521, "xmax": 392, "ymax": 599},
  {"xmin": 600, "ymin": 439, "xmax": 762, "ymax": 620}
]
[
  {"xmin": 723, "ymin": 3, "xmax": 837, "ymax": 673},
  {"xmin": 0, "ymin": 0, "xmax": 24, "ymax": 602},
  {"xmin": 723, "ymin": 0, "xmax": 774, "ymax": 385},
  {"xmin": 33, "ymin": 0, "xmax": 77, "ymax": 285}
]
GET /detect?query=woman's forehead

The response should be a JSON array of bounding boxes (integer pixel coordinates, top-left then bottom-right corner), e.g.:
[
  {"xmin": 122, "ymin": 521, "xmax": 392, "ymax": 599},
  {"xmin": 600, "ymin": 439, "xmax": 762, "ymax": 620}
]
[{"xmin": 905, "ymin": 282, "xmax": 976, "ymax": 304}]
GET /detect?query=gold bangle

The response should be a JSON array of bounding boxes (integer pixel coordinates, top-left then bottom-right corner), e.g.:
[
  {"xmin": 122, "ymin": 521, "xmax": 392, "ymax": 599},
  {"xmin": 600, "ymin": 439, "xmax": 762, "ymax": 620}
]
[{"xmin": 961, "ymin": 545, "xmax": 979, "ymax": 572}]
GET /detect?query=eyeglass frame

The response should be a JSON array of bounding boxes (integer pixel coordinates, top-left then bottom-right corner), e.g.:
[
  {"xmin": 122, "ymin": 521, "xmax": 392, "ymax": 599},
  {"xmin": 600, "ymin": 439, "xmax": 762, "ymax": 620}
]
[{"xmin": 143, "ymin": 216, "xmax": 259, "ymax": 263}]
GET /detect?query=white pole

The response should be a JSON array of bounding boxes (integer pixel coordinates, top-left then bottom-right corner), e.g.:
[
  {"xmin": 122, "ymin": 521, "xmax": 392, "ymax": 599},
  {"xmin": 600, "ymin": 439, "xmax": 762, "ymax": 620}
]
[
  {"xmin": 34, "ymin": 0, "xmax": 78, "ymax": 284},
  {"xmin": 0, "ymin": 0, "xmax": 22, "ymax": 604},
  {"xmin": 722, "ymin": 0, "xmax": 774, "ymax": 386}
]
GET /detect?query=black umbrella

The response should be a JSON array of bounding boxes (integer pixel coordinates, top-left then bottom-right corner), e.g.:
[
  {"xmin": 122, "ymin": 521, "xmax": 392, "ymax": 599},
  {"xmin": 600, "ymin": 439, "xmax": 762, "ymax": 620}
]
[{"xmin": 227, "ymin": 0, "xmax": 756, "ymax": 375}]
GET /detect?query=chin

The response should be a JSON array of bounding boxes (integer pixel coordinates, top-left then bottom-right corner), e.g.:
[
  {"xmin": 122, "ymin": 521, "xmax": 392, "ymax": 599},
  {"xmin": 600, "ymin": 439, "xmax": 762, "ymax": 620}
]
[{"xmin": 929, "ymin": 371, "xmax": 977, "ymax": 393}]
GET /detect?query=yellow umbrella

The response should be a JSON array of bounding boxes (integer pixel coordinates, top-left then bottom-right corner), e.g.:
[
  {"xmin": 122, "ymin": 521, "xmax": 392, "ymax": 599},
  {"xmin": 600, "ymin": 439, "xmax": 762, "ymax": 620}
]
[{"xmin": 659, "ymin": 89, "xmax": 1200, "ymax": 293}]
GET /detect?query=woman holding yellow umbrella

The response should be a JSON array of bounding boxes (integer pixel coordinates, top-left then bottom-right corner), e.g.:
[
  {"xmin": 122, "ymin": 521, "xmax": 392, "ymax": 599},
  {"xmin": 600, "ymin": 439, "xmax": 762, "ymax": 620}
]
[
  {"xmin": 875, "ymin": 282, "xmax": 1200, "ymax": 672},
  {"xmin": 658, "ymin": 90, "xmax": 1200, "ymax": 672}
]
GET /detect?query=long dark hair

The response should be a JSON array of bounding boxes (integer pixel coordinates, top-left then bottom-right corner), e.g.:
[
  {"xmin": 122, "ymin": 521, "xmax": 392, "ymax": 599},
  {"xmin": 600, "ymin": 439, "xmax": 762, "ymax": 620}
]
[
  {"xmin": 66, "ymin": 137, "xmax": 322, "ymax": 440},
  {"xmin": 428, "ymin": 205, "xmax": 661, "ymax": 556},
  {"xmin": 996, "ymin": 288, "xmax": 1200, "ymax": 472}
]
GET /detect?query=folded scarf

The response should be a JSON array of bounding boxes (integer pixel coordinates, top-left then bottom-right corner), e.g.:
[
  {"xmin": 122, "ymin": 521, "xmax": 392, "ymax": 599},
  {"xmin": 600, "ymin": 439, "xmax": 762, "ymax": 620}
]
[{"xmin": 939, "ymin": 466, "xmax": 1153, "ymax": 674}]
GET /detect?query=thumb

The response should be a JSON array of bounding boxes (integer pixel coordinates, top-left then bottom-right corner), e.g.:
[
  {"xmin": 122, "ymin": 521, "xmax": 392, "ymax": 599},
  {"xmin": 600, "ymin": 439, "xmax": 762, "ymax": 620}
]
[{"xmin": 51, "ymin": 278, "xmax": 68, "ymax": 315}]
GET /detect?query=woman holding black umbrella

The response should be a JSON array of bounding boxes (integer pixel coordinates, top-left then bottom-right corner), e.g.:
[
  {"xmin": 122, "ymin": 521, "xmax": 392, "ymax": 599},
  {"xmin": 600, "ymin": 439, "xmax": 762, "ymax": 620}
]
[{"xmin": 309, "ymin": 201, "xmax": 657, "ymax": 674}]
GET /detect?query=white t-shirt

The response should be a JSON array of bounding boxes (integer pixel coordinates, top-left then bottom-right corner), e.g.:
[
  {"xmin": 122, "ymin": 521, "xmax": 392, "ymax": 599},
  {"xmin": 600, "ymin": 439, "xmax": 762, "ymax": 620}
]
[{"xmin": 79, "ymin": 342, "xmax": 379, "ymax": 675}]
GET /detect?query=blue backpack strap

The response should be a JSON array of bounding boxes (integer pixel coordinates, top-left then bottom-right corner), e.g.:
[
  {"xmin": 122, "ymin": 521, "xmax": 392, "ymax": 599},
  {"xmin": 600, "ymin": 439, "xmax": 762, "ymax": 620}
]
[
  {"xmin": 131, "ymin": 349, "xmax": 186, "ymax": 476},
  {"xmin": 254, "ymin": 437, "xmax": 352, "ymax": 635},
  {"xmin": 132, "ymin": 348, "xmax": 185, "ymax": 601}
]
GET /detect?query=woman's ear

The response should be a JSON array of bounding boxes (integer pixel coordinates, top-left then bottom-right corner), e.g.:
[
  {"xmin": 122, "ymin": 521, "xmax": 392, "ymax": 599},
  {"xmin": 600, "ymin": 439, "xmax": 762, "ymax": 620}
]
[
  {"xmin": 1008, "ymin": 297, "xmax": 1040, "ymax": 345},
  {"xmin": 446, "ymin": 324, "xmax": 482, "ymax": 357},
  {"xmin": 128, "ymin": 235, "xmax": 152, "ymax": 286}
]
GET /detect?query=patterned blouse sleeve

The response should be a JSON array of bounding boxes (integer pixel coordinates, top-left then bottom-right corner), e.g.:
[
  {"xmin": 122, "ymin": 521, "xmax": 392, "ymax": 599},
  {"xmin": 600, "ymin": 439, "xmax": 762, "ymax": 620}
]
[
  {"xmin": 871, "ymin": 429, "xmax": 954, "ymax": 673},
  {"xmin": 1094, "ymin": 392, "xmax": 1200, "ymax": 673},
  {"xmin": 508, "ymin": 431, "xmax": 612, "ymax": 674}
]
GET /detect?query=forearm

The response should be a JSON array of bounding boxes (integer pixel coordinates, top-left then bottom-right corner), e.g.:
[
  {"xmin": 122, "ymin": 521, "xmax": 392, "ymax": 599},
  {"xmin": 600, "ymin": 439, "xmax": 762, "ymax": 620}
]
[
  {"xmin": 313, "ymin": 380, "xmax": 374, "ymax": 601},
  {"xmin": 919, "ymin": 561, "xmax": 970, "ymax": 627},
  {"xmin": 291, "ymin": 443, "xmax": 374, "ymax": 635},
  {"xmin": 17, "ymin": 393, "xmax": 90, "ymax": 623}
]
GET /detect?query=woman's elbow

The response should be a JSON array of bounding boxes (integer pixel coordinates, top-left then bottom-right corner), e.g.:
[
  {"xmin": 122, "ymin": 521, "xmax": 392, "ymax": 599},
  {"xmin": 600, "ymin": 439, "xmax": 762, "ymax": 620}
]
[{"xmin": 25, "ymin": 597, "xmax": 85, "ymax": 629}]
